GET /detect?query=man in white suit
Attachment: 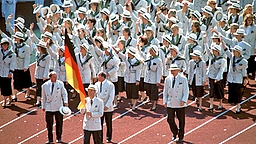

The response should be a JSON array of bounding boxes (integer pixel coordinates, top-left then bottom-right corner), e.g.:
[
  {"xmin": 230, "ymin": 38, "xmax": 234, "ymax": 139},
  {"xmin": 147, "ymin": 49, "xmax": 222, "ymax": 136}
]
[
  {"xmin": 41, "ymin": 71, "xmax": 68, "ymax": 144},
  {"xmin": 95, "ymin": 71, "xmax": 115, "ymax": 143},
  {"xmin": 80, "ymin": 85, "xmax": 104, "ymax": 144},
  {"xmin": 163, "ymin": 64, "xmax": 189, "ymax": 142}
]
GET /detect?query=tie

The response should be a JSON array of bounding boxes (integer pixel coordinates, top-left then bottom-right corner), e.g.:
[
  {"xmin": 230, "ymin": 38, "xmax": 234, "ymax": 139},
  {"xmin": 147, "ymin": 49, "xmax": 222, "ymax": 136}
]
[
  {"xmin": 91, "ymin": 99, "xmax": 93, "ymax": 105},
  {"xmin": 100, "ymin": 82, "xmax": 102, "ymax": 93},
  {"xmin": 51, "ymin": 83, "xmax": 54, "ymax": 95},
  {"xmin": 172, "ymin": 77, "xmax": 175, "ymax": 88}
]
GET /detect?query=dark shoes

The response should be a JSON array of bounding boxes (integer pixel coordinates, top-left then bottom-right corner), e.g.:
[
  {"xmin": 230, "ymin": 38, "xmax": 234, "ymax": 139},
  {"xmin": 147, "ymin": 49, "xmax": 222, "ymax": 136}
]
[
  {"xmin": 172, "ymin": 135, "xmax": 177, "ymax": 141},
  {"xmin": 56, "ymin": 139, "xmax": 62, "ymax": 143},
  {"xmin": 106, "ymin": 139, "xmax": 111, "ymax": 143},
  {"xmin": 208, "ymin": 107, "xmax": 214, "ymax": 112},
  {"xmin": 45, "ymin": 140, "xmax": 53, "ymax": 144},
  {"xmin": 11, "ymin": 97, "xmax": 17, "ymax": 102},
  {"xmin": 150, "ymin": 107, "xmax": 157, "ymax": 111}
]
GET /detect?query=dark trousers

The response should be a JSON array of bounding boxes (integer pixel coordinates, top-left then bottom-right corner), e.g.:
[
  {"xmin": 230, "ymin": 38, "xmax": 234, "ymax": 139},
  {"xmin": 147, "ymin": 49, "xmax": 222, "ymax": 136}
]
[
  {"xmin": 100, "ymin": 112, "xmax": 113, "ymax": 142},
  {"xmin": 84, "ymin": 130, "xmax": 102, "ymax": 144},
  {"xmin": 167, "ymin": 107, "xmax": 185, "ymax": 140},
  {"xmin": 46, "ymin": 111, "xmax": 63, "ymax": 141}
]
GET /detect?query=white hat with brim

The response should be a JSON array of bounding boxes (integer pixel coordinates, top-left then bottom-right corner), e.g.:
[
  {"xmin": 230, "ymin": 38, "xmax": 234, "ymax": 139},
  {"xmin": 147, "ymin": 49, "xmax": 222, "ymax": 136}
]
[
  {"xmin": 110, "ymin": 14, "xmax": 119, "ymax": 22},
  {"xmin": 142, "ymin": 13, "xmax": 151, "ymax": 21},
  {"xmin": 190, "ymin": 50, "xmax": 202, "ymax": 57},
  {"xmin": 138, "ymin": 7, "xmax": 147, "ymax": 14},
  {"xmin": 163, "ymin": 35, "xmax": 172, "ymax": 44},
  {"xmin": 90, "ymin": 0, "xmax": 100, "ymax": 4},
  {"xmin": 187, "ymin": 33, "xmax": 197, "ymax": 41},
  {"xmin": 211, "ymin": 44, "xmax": 221, "ymax": 52},
  {"xmin": 192, "ymin": 10, "xmax": 201, "ymax": 20},
  {"xmin": 13, "ymin": 32, "xmax": 25, "ymax": 41},
  {"xmin": 50, "ymin": 4, "xmax": 60, "ymax": 14},
  {"xmin": 149, "ymin": 45, "xmax": 158, "ymax": 55},
  {"xmin": 100, "ymin": 8, "xmax": 110, "ymax": 16},
  {"xmin": 144, "ymin": 27, "xmax": 154, "ymax": 32},
  {"xmin": 33, "ymin": 5, "xmax": 43, "ymax": 14},
  {"xmin": 211, "ymin": 33, "xmax": 220, "ymax": 39},
  {"xmin": 36, "ymin": 41, "xmax": 47, "ymax": 49},
  {"xmin": 128, "ymin": 47, "xmax": 137, "ymax": 56},
  {"xmin": 85, "ymin": 84, "xmax": 97, "ymax": 92},
  {"xmin": 14, "ymin": 22, "xmax": 24, "ymax": 32},
  {"xmin": 62, "ymin": 1, "xmax": 73, "ymax": 7},
  {"xmin": 121, "ymin": 10, "xmax": 131, "ymax": 19},
  {"xmin": 169, "ymin": 64, "xmax": 181, "ymax": 71},
  {"xmin": 14, "ymin": 17, "xmax": 25, "ymax": 24},
  {"xmin": 168, "ymin": 17, "xmax": 178, "ymax": 24},
  {"xmin": 229, "ymin": 3, "xmax": 240, "ymax": 9},
  {"xmin": 103, "ymin": 42, "xmax": 111, "ymax": 52},
  {"xmin": 234, "ymin": 29, "xmax": 246, "ymax": 36},
  {"xmin": 80, "ymin": 43, "xmax": 89, "ymax": 51},
  {"xmin": 77, "ymin": 7, "xmax": 87, "ymax": 15},
  {"xmin": 59, "ymin": 46, "xmax": 65, "ymax": 52},
  {"xmin": 59, "ymin": 106, "xmax": 72, "ymax": 116},
  {"xmin": 201, "ymin": 6, "xmax": 213, "ymax": 17},
  {"xmin": 95, "ymin": 36, "xmax": 104, "ymax": 44},
  {"xmin": 231, "ymin": 45, "xmax": 243, "ymax": 53},
  {"xmin": 0, "ymin": 38, "xmax": 10, "ymax": 45},
  {"xmin": 42, "ymin": 32, "xmax": 53, "ymax": 39},
  {"xmin": 169, "ymin": 45, "xmax": 179, "ymax": 53}
]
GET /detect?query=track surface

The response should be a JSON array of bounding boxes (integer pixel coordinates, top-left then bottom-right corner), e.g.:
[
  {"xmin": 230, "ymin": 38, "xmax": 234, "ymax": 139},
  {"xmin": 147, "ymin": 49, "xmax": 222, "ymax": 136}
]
[{"xmin": 0, "ymin": 63, "xmax": 256, "ymax": 144}]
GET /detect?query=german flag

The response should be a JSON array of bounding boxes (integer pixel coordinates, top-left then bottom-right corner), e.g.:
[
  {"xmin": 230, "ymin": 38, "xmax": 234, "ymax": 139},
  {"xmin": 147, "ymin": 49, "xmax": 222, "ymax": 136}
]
[{"xmin": 64, "ymin": 29, "xmax": 86, "ymax": 109}]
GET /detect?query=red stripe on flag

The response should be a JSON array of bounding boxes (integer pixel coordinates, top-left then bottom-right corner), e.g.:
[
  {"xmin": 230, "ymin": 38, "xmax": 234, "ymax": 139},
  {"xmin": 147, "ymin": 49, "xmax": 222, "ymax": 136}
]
[{"xmin": 64, "ymin": 30, "xmax": 86, "ymax": 109}]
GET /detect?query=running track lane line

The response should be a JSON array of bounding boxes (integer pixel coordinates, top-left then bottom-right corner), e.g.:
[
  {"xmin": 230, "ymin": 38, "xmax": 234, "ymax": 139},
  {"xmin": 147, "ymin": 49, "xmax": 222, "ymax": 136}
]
[
  {"xmin": 168, "ymin": 94, "xmax": 256, "ymax": 144},
  {"xmin": 18, "ymin": 93, "xmax": 161, "ymax": 144},
  {"xmin": 17, "ymin": 111, "xmax": 81, "ymax": 144},
  {"xmin": 219, "ymin": 122, "xmax": 256, "ymax": 144},
  {"xmin": 118, "ymin": 93, "xmax": 209, "ymax": 144},
  {"xmin": 68, "ymin": 92, "xmax": 163, "ymax": 143},
  {"xmin": 0, "ymin": 84, "xmax": 37, "ymax": 129}
]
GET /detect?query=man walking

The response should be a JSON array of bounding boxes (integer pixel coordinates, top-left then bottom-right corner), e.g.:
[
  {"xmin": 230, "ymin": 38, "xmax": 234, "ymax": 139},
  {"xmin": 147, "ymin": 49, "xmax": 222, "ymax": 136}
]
[
  {"xmin": 163, "ymin": 64, "xmax": 189, "ymax": 142},
  {"xmin": 41, "ymin": 71, "xmax": 69, "ymax": 144}
]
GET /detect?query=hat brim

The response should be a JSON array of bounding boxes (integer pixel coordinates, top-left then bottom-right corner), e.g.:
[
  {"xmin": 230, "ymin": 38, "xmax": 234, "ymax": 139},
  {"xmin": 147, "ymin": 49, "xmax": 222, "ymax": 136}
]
[
  {"xmin": 59, "ymin": 106, "xmax": 72, "ymax": 116},
  {"xmin": 201, "ymin": 8, "xmax": 213, "ymax": 17},
  {"xmin": 13, "ymin": 35, "xmax": 25, "ymax": 40},
  {"xmin": 33, "ymin": 5, "xmax": 43, "ymax": 14},
  {"xmin": 169, "ymin": 67, "xmax": 181, "ymax": 71},
  {"xmin": 190, "ymin": 53, "xmax": 201, "ymax": 57},
  {"xmin": 120, "ymin": 14, "xmax": 131, "ymax": 18},
  {"xmin": 234, "ymin": 33, "xmax": 246, "ymax": 36}
]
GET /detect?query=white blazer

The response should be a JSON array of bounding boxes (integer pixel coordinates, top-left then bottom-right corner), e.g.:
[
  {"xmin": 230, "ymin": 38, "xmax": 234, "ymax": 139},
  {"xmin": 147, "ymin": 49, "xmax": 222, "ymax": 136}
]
[
  {"xmin": 163, "ymin": 73, "xmax": 189, "ymax": 108},
  {"xmin": 76, "ymin": 53, "xmax": 96, "ymax": 84},
  {"xmin": 226, "ymin": 49, "xmax": 248, "ymax": 84},
  {"xmin": 81, "ymin": 96, "xmax": 104, "ymax": 131},
  {"xmin": 144, "ymin": 56, "xmax": 163, "ymax": 84},
  {"xmin": 35, "ymin": 53, "xmax": 51, "ymax": 79},
  {"xmin": 41, "ymin": 80, "xmax": 68, "ymax": 112},
  {"xmin": 0, "ymin": 49, "xmax": 16, "ymax": 77},
  {"xmin": 188, "ymin": 59, "xmax": 207, "ymax": 86},
  {"xmin": 95, "ymin": 79, "xmax": 115, "ymax": 112},
  {"xmin": 118, "ymin": 52, "xmax": 142, "ymax": 83},
  {"xmin": 14, "ymin": 43, "xmax": 31, "ymax": 70}
]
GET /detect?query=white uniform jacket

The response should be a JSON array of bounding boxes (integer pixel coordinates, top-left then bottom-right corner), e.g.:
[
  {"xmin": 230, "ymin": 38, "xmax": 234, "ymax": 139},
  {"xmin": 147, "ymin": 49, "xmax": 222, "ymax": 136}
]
[
  {"xmin": 86, "ymin": 9, "xmax": 101, "ymax": 20},
  {"xmin": 159, "ymin": 46, "xmax": 171, "ymax": 77},
  {"xmin": 207, "ymin": 55, "xmax": 227, "ymax": 81},
  {"xmin": 81, "ymin": 97, "xmax": 104, "ymax": 131},
  {"xmin": 225, "ymin": 49, "xmax": 248, "ymax": 84},
  {"xmin": 47, "ymin": 48, "xmax": 66, "ymax": 82},
  {"xmin": 144, "ymin": 56, "xmax": 163, "ymax": 84},
  {"xmin": 240, "ymin": 25, "xmax": 256, "ymax": 54},
  {"xmin": 0, "ymin": 49, "xmax": 16, "ymax": 77},
  {"xmin": 118, "ymin": 52, "xmax": 142, "ymax": 83},
  {"xmin": 138, "ymin": 46, "xmax": 150, "ymax": 78},
  {"xmin": 35, "ymin": 53, "xmax": 51, "ymax": 79},
  {"xmin": 95, "ymin": 80, "xmax": 115, "ymax": 112},
  {"xmin": 115, "ymin": 48, "xmax": 126, "ymax": 77},
  {"xmin": 166, "ymin": 55, "xmax": 186, "ymax": 73},
  {"xmin": 14, "ymin": 43, "xmax": 31, "ymax": 70},
  {"xmin": 133, "ymin": 0, "xmax": 148, "ymax": 10},
  {"xmin": 107, "ymin": 23, "xmax": 124, "ymax": 45},
  {"xmin": 170, "ymin": 34, "xmax": 186, "ymax": 56},
  {"xmin": 188, "ymin": 59, "xmax": 206, "ymax": 86},
  {"xmin": 163, "ymin": 73, "xmax": 189, "ymax": 108},
  {"xmin": 183, "ymin": 43, "xmax": 203, "ymax": 66},
  {"xmin": 42, "ymin": 80, "xmax": 68, "ymax": 112},
  {"xmin": 76, "ymin": 53, "xmax": 96, "ymax": 84}
]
